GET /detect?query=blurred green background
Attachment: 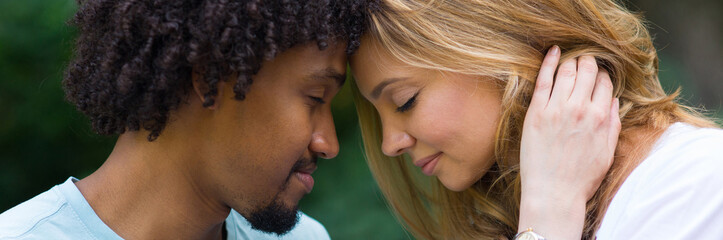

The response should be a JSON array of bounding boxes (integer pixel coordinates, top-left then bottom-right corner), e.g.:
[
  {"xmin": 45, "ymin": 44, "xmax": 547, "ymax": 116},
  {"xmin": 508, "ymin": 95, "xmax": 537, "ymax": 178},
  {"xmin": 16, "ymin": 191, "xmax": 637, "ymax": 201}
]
[{"xmin": 1, "ymin": 1, "xmax": 721, "ymax": 239}]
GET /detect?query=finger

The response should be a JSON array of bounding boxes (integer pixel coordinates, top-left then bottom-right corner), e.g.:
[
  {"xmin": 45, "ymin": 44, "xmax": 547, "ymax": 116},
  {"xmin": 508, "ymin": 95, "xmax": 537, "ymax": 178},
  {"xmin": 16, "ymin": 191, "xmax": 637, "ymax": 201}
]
[
  {"xmin": 591, "ymin": 69, "xmax": 613, "ymax": 109},
  {"xmin": 569, "ymin": 55, "xmax": 598, "ymax": 103},
  {"xmin": 530, "ymin": 45, "xmax": 560, "ymax": 110},
  {"xmin": 607, "ymin": 98, "xmax": 621, "ymax": 164},
  {"xmin": 550, "ymin": 57, "xmax": 578, "ymax": 104}
]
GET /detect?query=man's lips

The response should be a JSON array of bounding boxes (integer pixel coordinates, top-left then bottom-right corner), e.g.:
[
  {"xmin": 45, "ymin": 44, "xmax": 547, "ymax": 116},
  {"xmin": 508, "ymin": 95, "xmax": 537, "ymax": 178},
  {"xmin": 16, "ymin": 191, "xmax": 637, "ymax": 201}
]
[
  {"xmin": 413, "ymin": 152, "xmax": 442, "ymax": 176},
  {"xmin": 294, "ymin": 164, "xmax": 317, "ymax": 194}
]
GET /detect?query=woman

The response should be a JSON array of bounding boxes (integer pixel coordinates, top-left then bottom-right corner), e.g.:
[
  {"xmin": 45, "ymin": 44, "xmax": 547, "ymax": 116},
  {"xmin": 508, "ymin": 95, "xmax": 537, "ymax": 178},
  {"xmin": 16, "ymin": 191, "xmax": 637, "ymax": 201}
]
[{"xmin": 349, "ymin": 0, "xmax": 723, "ymax": 239}]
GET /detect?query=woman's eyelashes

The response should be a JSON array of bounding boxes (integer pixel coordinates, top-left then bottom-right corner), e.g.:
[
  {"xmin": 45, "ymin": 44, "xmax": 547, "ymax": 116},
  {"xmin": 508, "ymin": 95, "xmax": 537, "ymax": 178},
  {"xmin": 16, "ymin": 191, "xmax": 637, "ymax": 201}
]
[{"xmin": 396, "ymin": 92, "xmax": 419, "ymax": 113}]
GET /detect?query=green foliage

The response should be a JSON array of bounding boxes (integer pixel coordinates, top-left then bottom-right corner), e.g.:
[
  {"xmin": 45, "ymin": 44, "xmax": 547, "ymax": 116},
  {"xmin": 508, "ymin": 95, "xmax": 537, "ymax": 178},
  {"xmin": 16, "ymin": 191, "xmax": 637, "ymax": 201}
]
[
  {"xmin": 657, "ymin": 53, "xmax": 721, "ymax": 120},
  {"xmin": 0, "ymin": 0, "xmax": 115, "ymax": 210}
]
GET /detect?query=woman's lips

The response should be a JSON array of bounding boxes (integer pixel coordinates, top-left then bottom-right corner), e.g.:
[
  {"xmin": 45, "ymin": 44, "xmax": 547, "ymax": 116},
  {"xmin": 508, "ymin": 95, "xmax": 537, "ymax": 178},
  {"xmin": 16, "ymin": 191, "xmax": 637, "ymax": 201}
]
[{"xmin": 414, "ymin": 152, "xmax": 442, "ymax": 176}]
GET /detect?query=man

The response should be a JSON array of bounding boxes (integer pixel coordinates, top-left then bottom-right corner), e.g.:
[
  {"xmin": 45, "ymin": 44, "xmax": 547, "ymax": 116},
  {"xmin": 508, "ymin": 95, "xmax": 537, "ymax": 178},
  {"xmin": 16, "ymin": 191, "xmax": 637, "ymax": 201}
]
[{"xmin": 0, "ymin": 0, "xmax": 367, "ymax": 239}]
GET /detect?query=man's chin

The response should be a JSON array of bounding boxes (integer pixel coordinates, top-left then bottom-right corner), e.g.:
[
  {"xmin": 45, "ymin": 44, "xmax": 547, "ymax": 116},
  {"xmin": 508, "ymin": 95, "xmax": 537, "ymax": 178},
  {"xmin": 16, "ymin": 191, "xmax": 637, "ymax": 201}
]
[{"xmin": 246, "ymin": 200, "xmax": 300, "ymax": 235}]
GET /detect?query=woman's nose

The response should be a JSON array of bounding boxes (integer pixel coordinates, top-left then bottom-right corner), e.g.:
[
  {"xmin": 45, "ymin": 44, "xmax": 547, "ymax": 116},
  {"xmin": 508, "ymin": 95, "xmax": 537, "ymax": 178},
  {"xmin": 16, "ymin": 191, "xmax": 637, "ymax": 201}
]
[{"xmin": 381, "ymin": 125, "xmax": 415, "ymax": 157}]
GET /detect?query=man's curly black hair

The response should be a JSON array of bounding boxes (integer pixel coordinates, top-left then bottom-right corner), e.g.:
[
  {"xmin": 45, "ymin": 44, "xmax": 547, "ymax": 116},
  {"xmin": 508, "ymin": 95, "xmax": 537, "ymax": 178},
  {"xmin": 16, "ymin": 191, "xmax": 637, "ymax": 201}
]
[{"xmin": 63, "ymin": 0, "xmax": 369, "ymax": 141}]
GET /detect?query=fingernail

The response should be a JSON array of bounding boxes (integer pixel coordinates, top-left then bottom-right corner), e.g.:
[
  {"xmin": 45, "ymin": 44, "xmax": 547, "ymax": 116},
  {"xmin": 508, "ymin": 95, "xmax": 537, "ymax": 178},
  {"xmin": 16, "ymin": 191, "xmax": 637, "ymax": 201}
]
[{"xmin": 549, "ymin": 45, "xmax": 560, "ymax": 56}]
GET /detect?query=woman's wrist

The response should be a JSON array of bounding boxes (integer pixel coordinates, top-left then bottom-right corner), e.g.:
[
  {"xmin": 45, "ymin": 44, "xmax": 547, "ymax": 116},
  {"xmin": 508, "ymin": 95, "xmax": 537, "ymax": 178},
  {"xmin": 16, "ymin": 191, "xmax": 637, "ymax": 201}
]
[{"xmin": 518, "ymin": 192, "xmax": 587, "ymax": 240}]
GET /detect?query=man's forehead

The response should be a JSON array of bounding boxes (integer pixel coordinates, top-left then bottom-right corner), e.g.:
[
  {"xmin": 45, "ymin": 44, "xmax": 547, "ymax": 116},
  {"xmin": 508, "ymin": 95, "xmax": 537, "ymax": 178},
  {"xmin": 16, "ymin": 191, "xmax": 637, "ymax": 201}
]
[{"xmin": 306, "ymin": 67, "xmax": 346, "ymax": 88}]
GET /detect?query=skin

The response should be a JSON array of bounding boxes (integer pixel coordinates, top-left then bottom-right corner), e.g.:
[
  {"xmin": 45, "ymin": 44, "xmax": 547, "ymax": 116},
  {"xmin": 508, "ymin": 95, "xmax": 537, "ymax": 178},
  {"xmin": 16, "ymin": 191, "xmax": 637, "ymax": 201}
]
[
  {"xmin": 75, "ymin": 42, "xmax": 346, "ymax": 239},
  {"xmin": 351, "ymin": 36, "xmax": 621, "ymax": 240},
  {"xmin": 350, "ymin": 38, "xmax": 502, "ymax": 191}
]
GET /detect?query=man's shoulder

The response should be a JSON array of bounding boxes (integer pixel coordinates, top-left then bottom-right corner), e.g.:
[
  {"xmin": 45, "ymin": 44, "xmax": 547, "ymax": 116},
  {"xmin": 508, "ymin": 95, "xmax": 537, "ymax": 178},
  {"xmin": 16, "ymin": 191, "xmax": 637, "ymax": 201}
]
[
  {"xmin": 0, "ymin": 185, "xmax": 71, "ymax": 239},
  {"xmin": 226, "ymin": 209, "xmax": 330, "ymax": 240},
  {"xmin": 288, "ymin": 212, "xmax": 329, "ymax": 239},
  {"xmin": 0, "ymin": 178, "xmax": 111, "ymax": 240}
]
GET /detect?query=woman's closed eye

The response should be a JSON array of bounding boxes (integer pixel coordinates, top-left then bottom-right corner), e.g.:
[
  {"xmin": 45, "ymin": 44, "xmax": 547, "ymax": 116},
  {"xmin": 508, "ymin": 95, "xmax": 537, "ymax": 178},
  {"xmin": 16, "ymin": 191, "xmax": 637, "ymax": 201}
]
[{"xmin": 396, "ymin": 92, "xmax": 419, "ymax": 113}]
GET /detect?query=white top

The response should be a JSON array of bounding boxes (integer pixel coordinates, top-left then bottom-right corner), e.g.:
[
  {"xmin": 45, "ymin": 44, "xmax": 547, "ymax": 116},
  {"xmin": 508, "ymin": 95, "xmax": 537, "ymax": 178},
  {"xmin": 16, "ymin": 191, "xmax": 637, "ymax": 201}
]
[
  {"xmin": 596, "ymin": 122, "xmax": 723, "ymax": 239},
  {"xmin": 0, "ymin": 177, "xmax": 330, "ymax": 240}
]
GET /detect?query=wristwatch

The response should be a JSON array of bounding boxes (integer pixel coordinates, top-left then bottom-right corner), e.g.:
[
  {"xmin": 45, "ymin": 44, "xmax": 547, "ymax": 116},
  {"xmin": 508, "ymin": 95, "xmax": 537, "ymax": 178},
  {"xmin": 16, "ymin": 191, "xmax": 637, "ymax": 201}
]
[{"xmin": 513, "ymin": 228, "xmax": 547, "ymax": 240}]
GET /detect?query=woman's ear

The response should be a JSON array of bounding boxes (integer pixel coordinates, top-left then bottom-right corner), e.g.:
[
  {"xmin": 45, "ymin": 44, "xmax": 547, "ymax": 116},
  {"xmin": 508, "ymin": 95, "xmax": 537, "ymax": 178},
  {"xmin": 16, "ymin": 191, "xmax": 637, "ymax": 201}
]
[{"xmin": 191, "ymin": 71, "xmax": 220, "ymax": 110}]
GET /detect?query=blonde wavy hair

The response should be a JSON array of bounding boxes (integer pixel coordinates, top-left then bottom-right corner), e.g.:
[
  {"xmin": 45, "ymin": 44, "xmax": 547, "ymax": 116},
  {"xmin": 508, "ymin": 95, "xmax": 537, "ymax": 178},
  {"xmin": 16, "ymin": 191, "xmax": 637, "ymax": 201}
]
[{"xmin": 351, "ymin": 0, "xmax": 719, "ymax": 239}]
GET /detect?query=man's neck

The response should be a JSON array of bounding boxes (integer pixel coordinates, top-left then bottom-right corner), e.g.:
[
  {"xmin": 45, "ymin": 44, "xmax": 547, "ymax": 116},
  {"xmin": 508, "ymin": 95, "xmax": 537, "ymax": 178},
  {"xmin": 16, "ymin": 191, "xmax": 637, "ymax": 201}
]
[{"xmin": 75, "ymin": 133, "xmax": 230, "ymax": 240}]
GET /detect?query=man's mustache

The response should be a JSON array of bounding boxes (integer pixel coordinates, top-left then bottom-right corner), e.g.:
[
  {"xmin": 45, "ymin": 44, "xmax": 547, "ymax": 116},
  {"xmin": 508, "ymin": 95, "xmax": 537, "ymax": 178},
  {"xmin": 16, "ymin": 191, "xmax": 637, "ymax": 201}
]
[
  {"xmin": 290, "ymin": 156, "xmax": 317, "ymax": 173},
  {"xmin": 278, "ymin": 156, "xmax": 318, "ymax": 192}
]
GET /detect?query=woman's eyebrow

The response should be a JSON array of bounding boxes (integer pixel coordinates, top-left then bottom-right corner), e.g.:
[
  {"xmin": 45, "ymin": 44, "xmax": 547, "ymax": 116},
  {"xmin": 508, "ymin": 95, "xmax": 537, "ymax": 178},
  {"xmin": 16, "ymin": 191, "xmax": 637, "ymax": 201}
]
[{"xmin": 371, "ymin": 77, "xmax": 408, "ymax": 100}]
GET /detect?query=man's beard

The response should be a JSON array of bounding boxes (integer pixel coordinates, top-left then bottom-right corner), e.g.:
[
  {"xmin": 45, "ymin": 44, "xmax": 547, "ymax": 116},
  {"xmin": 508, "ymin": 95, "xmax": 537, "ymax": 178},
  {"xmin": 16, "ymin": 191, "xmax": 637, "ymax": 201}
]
[
  {"xmin": 246, "ymin": 196, "xmax": 300, "ymax": 235},
  {"xmin": 245, "ymin": 156, "xmax": 316, "ymax": 235}
]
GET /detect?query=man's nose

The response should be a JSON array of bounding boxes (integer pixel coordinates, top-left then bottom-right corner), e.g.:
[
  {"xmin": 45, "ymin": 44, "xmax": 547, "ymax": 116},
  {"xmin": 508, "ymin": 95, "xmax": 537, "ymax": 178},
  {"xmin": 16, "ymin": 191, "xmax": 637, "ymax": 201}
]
[{"xmin": 310, "ymin": 111, "xmax": 339, "ymax": 159}]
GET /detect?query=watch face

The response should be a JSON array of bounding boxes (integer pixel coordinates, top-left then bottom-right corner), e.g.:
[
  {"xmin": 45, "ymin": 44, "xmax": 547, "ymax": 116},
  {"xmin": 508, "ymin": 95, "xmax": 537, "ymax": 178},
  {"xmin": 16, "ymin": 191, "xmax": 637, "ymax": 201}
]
[{"xmin": 516, "ymin": 232, "xmax": 540, "ymax": 240}]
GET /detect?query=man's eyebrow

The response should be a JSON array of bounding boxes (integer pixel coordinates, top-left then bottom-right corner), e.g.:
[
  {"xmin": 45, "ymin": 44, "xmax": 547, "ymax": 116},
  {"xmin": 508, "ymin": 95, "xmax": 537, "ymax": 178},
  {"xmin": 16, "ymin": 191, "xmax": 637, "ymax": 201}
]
[
  {"xmin": 309, "ymin": 68, "xmax": 346, "ymax": 88},
  {"xmin": 371, "ymin": 77, "xmax": 407, "ymax": 100}
]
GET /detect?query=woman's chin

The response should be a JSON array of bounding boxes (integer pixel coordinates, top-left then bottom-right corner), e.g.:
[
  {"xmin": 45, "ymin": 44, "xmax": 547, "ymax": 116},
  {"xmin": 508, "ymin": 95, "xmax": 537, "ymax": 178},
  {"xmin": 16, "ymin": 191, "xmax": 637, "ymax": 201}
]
[{"xmin": 439, "ymin": 176, "xmax": 476, "ymax": 192}]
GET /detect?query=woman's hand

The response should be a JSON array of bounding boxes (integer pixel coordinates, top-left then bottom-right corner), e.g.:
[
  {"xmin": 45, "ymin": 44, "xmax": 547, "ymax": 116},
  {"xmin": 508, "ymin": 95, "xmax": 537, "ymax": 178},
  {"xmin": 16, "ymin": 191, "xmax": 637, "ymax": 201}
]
[{"xmin": 516, "ymin": 46, "xmax": 621, "ymax": 240}]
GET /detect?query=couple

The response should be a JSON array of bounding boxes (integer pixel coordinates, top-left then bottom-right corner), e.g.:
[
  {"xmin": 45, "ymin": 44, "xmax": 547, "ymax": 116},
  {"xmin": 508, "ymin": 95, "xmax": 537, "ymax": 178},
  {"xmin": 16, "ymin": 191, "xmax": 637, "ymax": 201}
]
[{"xmin": 2, "ymin": 0, "xmax": 723, "ymax": 239}]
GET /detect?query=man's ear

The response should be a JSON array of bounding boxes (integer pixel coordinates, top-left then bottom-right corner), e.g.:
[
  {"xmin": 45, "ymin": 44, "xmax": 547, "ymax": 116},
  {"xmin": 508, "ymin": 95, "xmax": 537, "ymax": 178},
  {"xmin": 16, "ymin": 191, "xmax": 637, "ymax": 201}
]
[{"xmin": 191, "ymin": 71, "xmax": 221, "ymax": 110}]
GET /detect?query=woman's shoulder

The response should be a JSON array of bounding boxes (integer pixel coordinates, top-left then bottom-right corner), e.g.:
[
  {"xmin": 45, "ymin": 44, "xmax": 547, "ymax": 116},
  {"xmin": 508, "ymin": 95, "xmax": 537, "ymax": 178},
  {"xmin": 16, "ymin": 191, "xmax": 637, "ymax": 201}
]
[
  {"xmin": 596, "ymin": 122, "xmax": 723, "ymax": 239},
  {"xmin": 627, "ymin": 122, "xmax": 723, "ymax": 192},
  {"xmin": 656, "ymin": 122, "xmax": 723, "ymax": 149},
  {"xmin": 641, "ymin": 122, "xmax": 723, "ymax": 174}
]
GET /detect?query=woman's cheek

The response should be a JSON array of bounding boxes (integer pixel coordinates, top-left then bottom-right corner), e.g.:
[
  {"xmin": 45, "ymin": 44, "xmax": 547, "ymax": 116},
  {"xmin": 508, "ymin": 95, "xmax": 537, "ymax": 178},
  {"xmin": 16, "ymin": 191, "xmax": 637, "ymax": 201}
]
[
  {"xmin": 412, "ymin": 101, "xmax": 460, "ymax": 146},
  {"xmin": 422, "ymin": 91, "xmax": 472, "ymax": 141}
]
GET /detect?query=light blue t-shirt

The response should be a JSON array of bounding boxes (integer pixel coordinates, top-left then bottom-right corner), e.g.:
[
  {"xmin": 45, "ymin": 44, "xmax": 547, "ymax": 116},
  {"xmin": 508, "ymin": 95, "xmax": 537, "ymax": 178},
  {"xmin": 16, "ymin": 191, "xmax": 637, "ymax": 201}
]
[{"xmin": 0, "ymin": 177, "xmax": 330, "ymax": 240}]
